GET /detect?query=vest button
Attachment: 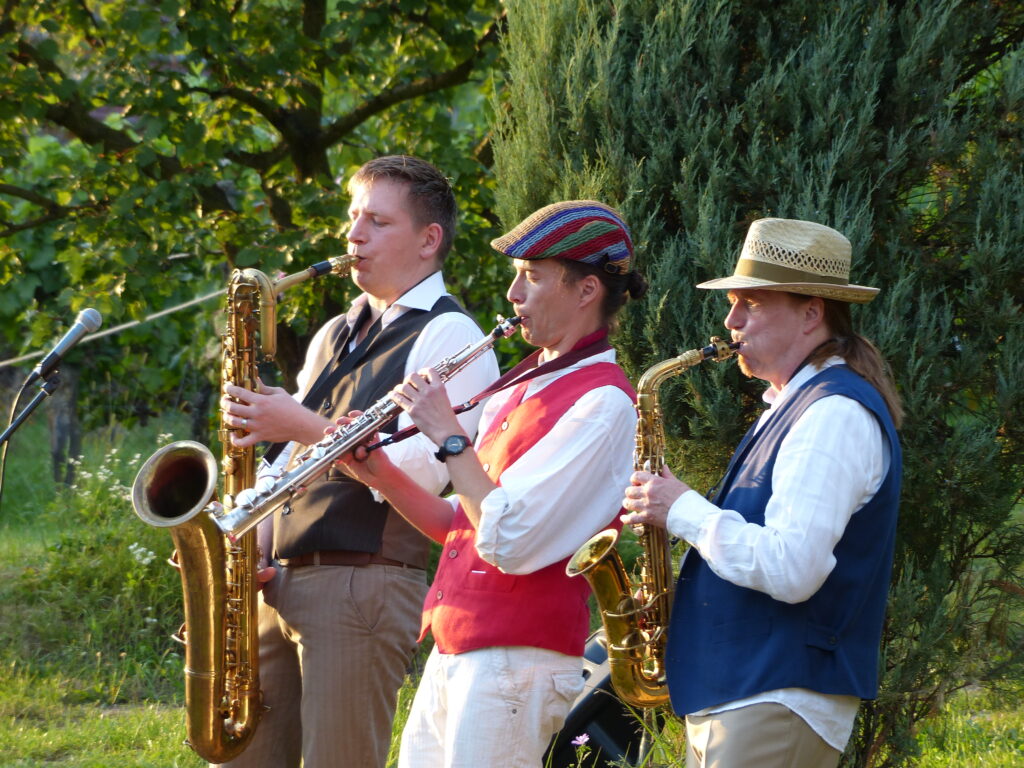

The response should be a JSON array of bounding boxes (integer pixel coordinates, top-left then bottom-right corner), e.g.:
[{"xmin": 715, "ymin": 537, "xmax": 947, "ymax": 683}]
[
  {"xmin": 321, "ymin": 400, "xmax": 332, "ymax": 411},
  {"xmin": 829, "ymin": 636, "xmax": 838, "ymax": 645},
  {"xmin": 448, "ymin": 549, "xmax": 458, "ymax": 558},
  {"xmin": 435, "ymin": 589, "xmax": 443, "ymax": 600},
  {"xmin": 500, "ymin": 420, "xmax": 509, "ymax": 431}
]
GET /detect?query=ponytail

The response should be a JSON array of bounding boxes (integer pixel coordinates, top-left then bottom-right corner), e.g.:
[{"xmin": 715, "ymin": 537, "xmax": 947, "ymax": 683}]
[{"xmin": 808, "ymin": 300, "xmax": 904, "ymax": 428}]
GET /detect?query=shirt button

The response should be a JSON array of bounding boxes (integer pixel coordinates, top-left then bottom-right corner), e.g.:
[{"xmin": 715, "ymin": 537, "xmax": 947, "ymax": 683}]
[
  {"xmin": 448, "ymin": 549, "xmax": 458, "ymax": 558},
  {"xmin": 482, "ymin": 463, "xmax": 490, "ymax": 472},
  {"xmin": 321, "ymin": 400, "xmax": 332, "ymax": 411},
  {"xmin": 435, "ymin": 590, "xmax": 443, "ymax": 600},
  {"xmin": 500, "ymin": 420, "xmax": 509, "ymax": 431}
]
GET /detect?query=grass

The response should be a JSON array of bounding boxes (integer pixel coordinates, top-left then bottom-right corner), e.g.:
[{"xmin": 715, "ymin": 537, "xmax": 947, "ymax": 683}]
[
  {"xmin": 0, "ymin": 411, "xmax": 1021, "ymax": 767},
  {"xmin": 915, "ymin": 686, "xmax": 1024, "ymax": 768}
]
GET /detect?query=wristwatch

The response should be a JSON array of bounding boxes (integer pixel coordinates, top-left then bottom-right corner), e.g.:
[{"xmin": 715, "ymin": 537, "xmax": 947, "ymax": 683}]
[{"xmin": 434, "ymin": 434, "xmax": 471, "ymax": 463}]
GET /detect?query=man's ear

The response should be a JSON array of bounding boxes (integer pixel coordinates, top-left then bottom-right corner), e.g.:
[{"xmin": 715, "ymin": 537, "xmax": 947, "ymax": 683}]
[
  {"xmin": 420, "ymin": 222, "xmax": 444, "ymax": 261},
  {"xmin": 577, "ymin": 273, "xmax": 602, "ymax": 308},
  {"xmin": 803, "ymin": 296, "xmax": 826, "ymax": 333}
]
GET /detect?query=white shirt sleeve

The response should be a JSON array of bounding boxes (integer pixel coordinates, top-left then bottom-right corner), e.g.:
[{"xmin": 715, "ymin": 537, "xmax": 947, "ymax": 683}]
[
  {"xmin": 380, "ymin": 311, "xmax": 500, "ymax": 495},
  {"xmin": 255, "ymin": 314, "xmax": 347, "ymax": 482},
  {"xmin": 474, "ymin": 384, "xmax": 636, "ymax": 575},
  {"xmin": 666, "ymin": 395, "xmax": 885, "ymax": 604}
]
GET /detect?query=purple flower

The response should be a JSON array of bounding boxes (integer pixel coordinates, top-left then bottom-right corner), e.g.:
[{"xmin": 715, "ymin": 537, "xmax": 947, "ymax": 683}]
[{"xmin": 571, "ymin": 733, "xmax": 590, "ymax": 747}]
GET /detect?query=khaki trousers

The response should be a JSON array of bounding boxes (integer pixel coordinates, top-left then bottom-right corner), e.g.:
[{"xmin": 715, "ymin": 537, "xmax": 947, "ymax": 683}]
[
  {"xmin": 685, "ymin": 703, "xmax": 842, "ymax": 768},
  {"xmin": 217, "ymin": 562, "xmax": 428, "ymax": 768}
]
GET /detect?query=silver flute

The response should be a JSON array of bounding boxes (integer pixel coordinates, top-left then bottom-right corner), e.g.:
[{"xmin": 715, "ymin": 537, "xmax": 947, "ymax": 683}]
[{"xmin": 209, "ymin": 315, "xmax": 522, "ymax": 540}]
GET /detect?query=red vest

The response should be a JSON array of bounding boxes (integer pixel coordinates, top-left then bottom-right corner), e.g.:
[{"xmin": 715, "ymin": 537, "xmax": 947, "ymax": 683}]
[{"xmin": 422, "ymin": 362, "xmax": 635, "ymax": 656}]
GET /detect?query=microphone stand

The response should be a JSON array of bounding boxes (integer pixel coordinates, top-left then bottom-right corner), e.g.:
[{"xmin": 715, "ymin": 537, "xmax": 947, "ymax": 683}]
[{"xmin": 0, "ymin": 375, "xmax": 61, "ymax": 446}]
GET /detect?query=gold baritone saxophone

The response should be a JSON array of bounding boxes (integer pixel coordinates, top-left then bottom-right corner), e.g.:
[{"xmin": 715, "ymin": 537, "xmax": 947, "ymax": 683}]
[
  {"xmin": 566, "ymin": 336, "xmax": 740, "ymax": 709},
  {"xmin": 130, "ymin": 254, "xmax": 357, "ymax": 763}
]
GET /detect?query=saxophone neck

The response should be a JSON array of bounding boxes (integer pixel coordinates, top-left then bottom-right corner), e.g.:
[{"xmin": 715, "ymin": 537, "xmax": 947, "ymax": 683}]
[{"xmin": 636, "ymin": 336, "xmax": 741, "ymax": 398}]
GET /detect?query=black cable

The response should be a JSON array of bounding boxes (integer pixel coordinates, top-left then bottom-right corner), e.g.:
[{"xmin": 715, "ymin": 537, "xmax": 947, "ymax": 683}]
[{"xmin": 0, "ymin": 377, "xmax": 35, "ymax": 517}]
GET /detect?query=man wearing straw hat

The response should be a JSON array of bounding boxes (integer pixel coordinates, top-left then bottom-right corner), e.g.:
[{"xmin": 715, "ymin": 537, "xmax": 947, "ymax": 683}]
[
  {"xmin": 338, "ymin": 200, "xmax": 648, "ymax": 768},
  {"xmin": 622, "ymin": 218, "xmax": 903, "ymax": 767}
]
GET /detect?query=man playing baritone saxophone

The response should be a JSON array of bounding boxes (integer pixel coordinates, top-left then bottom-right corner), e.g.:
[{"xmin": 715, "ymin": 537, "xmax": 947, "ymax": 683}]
[
  {"xmin": 217, "ymin": 155, "xmax": 499, "ymax": 768},
  {"xmin": 621, "ymin": 218, "xmax": 903, "ymax": 768},
  {"xmin": 337, "ymin": 201, "xmax": 649, "ymax": 768}
]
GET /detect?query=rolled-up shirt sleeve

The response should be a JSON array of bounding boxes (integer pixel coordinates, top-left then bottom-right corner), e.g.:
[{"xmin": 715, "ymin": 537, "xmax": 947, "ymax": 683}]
[
  {"xmin": 667, "ymin": 395, "xmax": 884, "ymax": 604},
  {"xmin": 474, "ymin": 384, "xmax": 636, "ymax": 575}
]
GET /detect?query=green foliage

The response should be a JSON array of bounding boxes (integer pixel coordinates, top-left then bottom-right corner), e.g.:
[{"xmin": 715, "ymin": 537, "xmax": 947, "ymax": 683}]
[
  {"xmin": 915, "ymin": 684, "xmax": 1024, "ymax": 768},
  {"xmin": 494, "ymin": 1, "xmax": 1024, "ymax": 765},
  {"xmin": 0, "ymin": 423, "xmax": 187, "ymax": 705},
  {"xmin": 1, "ymin": 0, "xmax": 510, "ymax": 429}
]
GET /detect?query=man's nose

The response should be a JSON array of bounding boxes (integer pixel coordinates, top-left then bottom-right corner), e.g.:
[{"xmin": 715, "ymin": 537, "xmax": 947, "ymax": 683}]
[
  {"xmin": 506, "ymin": 276, "xmax": 523, "ymax": 304},
  {"xmin": 724, "ymin": 305, "xmax": 742, "ymax": 329},
  {"xmin": 347, "ymin": 217, "xmax": 367, "ymax": 244}
]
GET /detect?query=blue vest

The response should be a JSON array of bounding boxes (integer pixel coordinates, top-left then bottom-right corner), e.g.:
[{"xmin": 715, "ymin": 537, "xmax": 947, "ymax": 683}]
[{"xmin": 666, "ymin": 365, "xmax": 901, "ymax": 716}]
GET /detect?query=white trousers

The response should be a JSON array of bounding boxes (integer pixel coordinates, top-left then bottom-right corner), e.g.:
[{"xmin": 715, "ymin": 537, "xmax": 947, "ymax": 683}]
[{"xmin": 398, "ymin": 645, "xmax": 585, "ymax": 768}]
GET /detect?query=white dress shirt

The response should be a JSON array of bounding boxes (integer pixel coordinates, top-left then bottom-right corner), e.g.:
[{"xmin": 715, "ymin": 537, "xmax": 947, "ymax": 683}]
[
  {"xmin": 452, "ymin": 348, "xmax": 637, "ymax": 575},
  {"xmin": 667, "ymin": 358, "xmax": 888, "ymax": 751}
]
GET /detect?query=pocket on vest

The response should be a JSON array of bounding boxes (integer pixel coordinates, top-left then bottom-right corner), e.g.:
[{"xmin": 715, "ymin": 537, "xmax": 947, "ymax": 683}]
[
  {"xmin": 464, "ymin": 568, "xmax": 517, "ymax": 593},
  {"xmin": 805, "ymin": 623, "xmax": 841, "ymax": 652}
]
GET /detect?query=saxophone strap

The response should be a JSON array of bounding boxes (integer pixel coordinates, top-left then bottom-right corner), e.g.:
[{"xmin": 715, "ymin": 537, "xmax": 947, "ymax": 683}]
[{"xmin": 370, "ymin": 328, "xmax": 612, "ymax": 451}]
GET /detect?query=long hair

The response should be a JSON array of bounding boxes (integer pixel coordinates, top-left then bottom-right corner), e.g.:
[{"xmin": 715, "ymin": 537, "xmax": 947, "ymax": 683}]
[{"xmin": 808, "ymin": 299, "xmax": 904, "ymax": 428}]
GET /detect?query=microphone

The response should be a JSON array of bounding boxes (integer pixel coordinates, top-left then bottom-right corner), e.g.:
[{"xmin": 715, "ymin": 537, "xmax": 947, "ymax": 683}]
[{"xmin": 26, "ymin": 308, "xmax": 103, "ymax": 385}]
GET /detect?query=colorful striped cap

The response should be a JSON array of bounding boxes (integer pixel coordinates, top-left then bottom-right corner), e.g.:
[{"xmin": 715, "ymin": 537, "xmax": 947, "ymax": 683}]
[{"xmin": 490, "ymin": 200, "xmax": 633, "ymax": 274}]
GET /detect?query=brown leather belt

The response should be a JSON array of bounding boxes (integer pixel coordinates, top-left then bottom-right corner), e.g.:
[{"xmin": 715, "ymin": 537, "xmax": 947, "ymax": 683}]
[{"xmin": 277, "ymin": 550, "xmax": 420, "ymax": 569}]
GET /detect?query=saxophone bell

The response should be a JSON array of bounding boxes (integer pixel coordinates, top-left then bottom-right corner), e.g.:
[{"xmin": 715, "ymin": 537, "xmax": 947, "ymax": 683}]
[{"xmin": 132, "ymin": 441, "xmax": 218, "ymax": 529}]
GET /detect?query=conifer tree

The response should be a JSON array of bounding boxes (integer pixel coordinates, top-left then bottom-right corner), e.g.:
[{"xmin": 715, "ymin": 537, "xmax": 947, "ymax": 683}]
[{"xmin": 493, "ymin": 1, "xmax": 1024, "ymax": 764}]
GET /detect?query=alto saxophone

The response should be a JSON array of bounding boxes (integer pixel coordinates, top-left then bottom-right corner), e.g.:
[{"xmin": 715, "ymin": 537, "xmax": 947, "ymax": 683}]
[
  {"xmin": 210, "ymin": 314, "xmax": 522, "ymax": 540},
  {"xmin": 566, "ymin": 336, "xmax": 739, "ymax": 709},
  {"xmin": 131, "ymin": 254, "xmax": 357, "ymax": 762}
]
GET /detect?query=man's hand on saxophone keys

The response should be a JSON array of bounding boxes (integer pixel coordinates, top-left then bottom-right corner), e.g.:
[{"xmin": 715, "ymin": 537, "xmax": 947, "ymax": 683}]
[
  {"xmin": 620, "ymin": 466, "xmax": 693, "ymax": 529},
  {"xmin": 221, "ymin": 376, "xmax": 331, "ymax": 448}
]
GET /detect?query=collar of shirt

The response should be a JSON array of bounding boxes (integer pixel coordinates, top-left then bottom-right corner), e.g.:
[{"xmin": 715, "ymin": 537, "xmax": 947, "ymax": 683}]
[
  {"xmin": 758, "ymin": 356, "xmax": 844, "ymax": 428},
  {"xmin": 478, "ymin": 346, "xmax": 621, "ymax": 432},
  {"xmin": 519, "ymin": 347, "xmax": 619, "ymax": 399},
  {"xmin": 345, "ymin": 270, "xmax": 448, "ymax": 332}
]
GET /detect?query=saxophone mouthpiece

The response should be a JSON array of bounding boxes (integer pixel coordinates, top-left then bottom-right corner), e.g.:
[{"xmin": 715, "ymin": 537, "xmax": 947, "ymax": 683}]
[{"xmin": 701, "ymin": 336, "xmax": 742, "ymax": 362}]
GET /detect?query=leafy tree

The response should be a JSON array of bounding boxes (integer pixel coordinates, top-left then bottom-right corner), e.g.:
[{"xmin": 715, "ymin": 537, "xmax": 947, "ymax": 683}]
[
  {"xmin": 492, "ymin": 0, "xmax": 1024, "ymax": 765},
  {"xmin": 0, "ymin": 0, "xmax": 508, "ymax": 447}
]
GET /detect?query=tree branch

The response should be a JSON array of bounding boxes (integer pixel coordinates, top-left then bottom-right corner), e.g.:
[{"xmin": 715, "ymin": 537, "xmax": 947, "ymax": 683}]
[
  {"xmin": 0, "ymin": 183, "xmax": 106, "ymax": 237},
  {"xmin": 320, "ymin": 14, "xmax": 505, "ymax": 147}
]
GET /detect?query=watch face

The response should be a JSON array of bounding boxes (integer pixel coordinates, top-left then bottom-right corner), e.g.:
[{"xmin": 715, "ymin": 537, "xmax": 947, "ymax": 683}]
[{"xmin": 445, "ymin": 435, "xmax": 468, "ymax": 453}]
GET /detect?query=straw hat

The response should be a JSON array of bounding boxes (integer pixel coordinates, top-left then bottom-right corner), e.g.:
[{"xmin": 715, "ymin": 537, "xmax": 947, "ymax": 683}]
[
  {"xmin": 490, "ymin": 200, "xmax": 633, "ymax": 275},
  {"xmin": 697, "ymin": 218, "xmax": 878, "ymax": 303}
]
